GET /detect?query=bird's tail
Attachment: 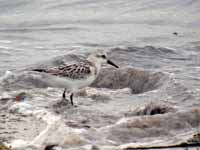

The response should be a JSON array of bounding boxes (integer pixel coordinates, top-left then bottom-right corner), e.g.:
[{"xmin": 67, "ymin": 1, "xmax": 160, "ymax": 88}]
[{"xmin": 32, "ymin": 69, "xmax": 47, "ymax": 72}]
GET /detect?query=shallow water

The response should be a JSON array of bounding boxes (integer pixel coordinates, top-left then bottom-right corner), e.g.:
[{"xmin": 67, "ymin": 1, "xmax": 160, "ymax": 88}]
[{"xmin": 0, "ymin": 0, "xmax": 200, "ymax": 150}]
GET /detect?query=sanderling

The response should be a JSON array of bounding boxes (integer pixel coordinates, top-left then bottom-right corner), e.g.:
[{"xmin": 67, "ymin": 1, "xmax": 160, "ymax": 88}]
[{"xmin": 32, "ymin": 50, "xmax": 119, "ymax": 106}]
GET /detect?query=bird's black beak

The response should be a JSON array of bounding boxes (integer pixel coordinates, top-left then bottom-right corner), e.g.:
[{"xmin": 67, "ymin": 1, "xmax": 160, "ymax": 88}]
[{"xmin": 107, "ymin": 60, "xmax": 119, "ymax": 68}]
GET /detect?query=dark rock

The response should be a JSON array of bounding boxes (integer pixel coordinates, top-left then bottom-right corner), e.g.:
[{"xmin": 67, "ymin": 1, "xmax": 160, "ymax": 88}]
[{"xmin": 125, "ymin": 102, "xmax": 176, "ymax": 116}]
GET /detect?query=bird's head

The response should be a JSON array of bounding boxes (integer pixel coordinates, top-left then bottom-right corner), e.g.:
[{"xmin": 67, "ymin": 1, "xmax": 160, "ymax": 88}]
[{"xmin": 87, "ymin": 50, "xmax": 119, "ymax": 68}]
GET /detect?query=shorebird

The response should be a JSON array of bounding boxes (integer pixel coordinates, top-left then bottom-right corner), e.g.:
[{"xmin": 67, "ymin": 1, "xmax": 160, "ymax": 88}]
[{"xmin": 32, "ymin": 50, "xmax": 119, "ymax": 106}]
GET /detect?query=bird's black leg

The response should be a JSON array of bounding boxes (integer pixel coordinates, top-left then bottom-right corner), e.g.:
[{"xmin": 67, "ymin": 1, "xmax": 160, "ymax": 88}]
[
  {"xmin": 62, "ymin": 88, "xmax": 66, "ymax": 99},
  {"xmin": 70, "ymin": 93, "xmax": 74, "ymax": 106}
]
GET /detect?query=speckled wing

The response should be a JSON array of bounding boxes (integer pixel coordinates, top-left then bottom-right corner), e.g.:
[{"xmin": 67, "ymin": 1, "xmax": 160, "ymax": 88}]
[{"xmin": 45, "ymin": 63, "xmax": 92, "ymax": 79}]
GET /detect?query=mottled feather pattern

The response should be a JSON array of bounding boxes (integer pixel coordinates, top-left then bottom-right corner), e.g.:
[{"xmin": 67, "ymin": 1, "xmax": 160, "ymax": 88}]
[{"xmin": 46, "ymin": 63, "xmax": 92, "ymax": 79}]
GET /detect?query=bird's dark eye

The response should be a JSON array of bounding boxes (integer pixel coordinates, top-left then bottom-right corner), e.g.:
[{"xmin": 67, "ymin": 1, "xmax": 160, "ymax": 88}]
[{"xmin": 101, "ymin": 55, "xmax": 106, "ymax": 59}]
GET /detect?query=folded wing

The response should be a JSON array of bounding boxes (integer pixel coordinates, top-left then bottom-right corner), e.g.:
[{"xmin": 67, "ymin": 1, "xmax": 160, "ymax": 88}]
[{"xmin": 33, "ymin": 63, "xmax": 92, "ymax": 79}]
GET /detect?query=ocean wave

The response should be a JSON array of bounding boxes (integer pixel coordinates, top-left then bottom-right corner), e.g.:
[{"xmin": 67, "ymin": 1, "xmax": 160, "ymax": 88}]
[
  {"xmin": 0, "ymin": 47, "xmax": 199, "ymax": 149},
  {"xmin": 92, "ymin": 68, "xmax": 166, "ymax": 94}
]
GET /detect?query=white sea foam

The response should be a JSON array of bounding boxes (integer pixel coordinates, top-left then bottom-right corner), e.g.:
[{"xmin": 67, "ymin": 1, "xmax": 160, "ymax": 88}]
[
  {"xmin": 0, "ymin": 70, "xmax": 14, "ymax": 82},
  {"xmin": 0, "ymin": 40, "xmax": 12, "ymax": 43}
]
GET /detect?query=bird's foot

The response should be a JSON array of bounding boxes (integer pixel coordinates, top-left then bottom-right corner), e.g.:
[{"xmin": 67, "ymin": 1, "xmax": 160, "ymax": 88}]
[
  {"xmin": 61, "ymin": 97, "xmax": 70, "ymax": 105},
  {"xmin": 61, "ymin": 97, "xmax": 77, "ymax": 107}
]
